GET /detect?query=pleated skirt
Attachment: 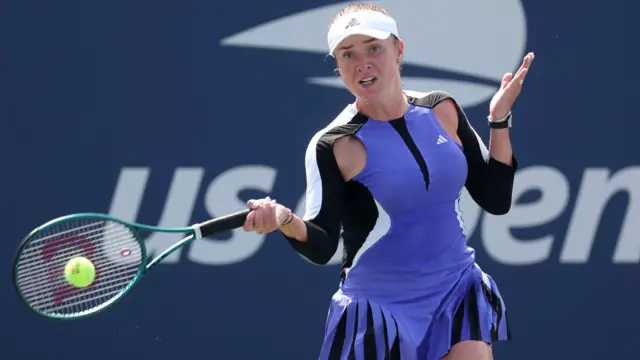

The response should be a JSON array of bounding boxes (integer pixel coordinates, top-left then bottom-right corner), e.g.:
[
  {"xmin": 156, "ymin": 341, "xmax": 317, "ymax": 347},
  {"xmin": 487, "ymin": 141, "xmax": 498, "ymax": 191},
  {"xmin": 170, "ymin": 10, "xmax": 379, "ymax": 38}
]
[{"xmin": 318, "ymin": 266, "xmax": 510, "ymax": 360}]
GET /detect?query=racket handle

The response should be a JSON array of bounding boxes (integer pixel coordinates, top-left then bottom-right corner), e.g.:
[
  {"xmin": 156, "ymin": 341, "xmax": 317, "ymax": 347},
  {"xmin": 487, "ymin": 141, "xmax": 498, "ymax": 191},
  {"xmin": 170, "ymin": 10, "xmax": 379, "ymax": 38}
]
[{"xmin": 196, "ymin": 209, "xmax": 251, "ymax": 238}]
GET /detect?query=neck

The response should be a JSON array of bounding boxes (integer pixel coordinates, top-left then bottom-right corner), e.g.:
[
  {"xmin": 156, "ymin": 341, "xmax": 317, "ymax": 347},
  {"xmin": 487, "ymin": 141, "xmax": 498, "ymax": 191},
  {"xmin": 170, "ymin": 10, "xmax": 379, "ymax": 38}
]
[{"xmin": 355, "ymin": 88, "xmax": 408, "ymax": 121}]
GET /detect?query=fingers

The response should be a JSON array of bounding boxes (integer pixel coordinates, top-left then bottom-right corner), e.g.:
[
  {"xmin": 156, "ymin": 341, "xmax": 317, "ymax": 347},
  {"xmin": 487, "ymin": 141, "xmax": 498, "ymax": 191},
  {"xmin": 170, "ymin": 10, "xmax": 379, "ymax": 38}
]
[
  {"xmin": 524, "ymin": 52, "xmax": 535, "ymax": 68},
  {"xmin": 501, "ymin": 73, "xmax": 513, "ymax": 89},
  {"xmin": 515, "ymin": 52, "xmax": 534, "ymax": 85},
  {"xmin": 517, "ymin": 52, "xmax": 534, "ymax": 72},
  {"xmin": 253, "ymin": 205, "xmax": 265, "ymax": 233},
  {"xmin": 263, "ymin": 200, "xmax": 279, "ymax": 232},
  {"xmin": 511, "ymin": 64, "xmax": 530, "ymax": 89},
  {"xmin": 503, "ymin": 52, "xmax": 534, "ymax": 90},
  {"xmin": 243, "ymin": 197, "xmax": 280, "ymax": 234},
  {"xmin": 247, "ymin": 197, "xmax": 270, "ymax": 210},
  {"xmin": 242, "ymin": 210, "xmax": 255, "ymax": 232},
  {"xmin": 491, "ymin": 52, "xmax": 534, "ymax": 117},
  {"xmin": 503, "ymin": 52, "xmax": 534, "ymax": 92},
  {"xmin": 515, "ymin": 67, "xmax": 528, "ymax": 84}
]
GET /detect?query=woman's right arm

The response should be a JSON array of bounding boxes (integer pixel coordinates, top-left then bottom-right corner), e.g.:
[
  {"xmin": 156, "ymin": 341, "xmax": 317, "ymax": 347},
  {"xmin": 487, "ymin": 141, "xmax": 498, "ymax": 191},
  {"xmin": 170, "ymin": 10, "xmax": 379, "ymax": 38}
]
[{"xmin": 280, "ymin": 136, "xmax": 346, "ymax": 265}]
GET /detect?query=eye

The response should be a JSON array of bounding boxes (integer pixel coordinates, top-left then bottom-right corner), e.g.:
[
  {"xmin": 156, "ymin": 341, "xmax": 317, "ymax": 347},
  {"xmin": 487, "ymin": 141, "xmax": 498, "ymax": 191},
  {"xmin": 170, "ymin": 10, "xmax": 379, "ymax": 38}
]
[
  {"xmin": 342, "ymin": 52, "xmax": 352, "ymax": 59},
  {"xmin": 370, "ymin": 45, "xmax": 381, "ymax": 52}
]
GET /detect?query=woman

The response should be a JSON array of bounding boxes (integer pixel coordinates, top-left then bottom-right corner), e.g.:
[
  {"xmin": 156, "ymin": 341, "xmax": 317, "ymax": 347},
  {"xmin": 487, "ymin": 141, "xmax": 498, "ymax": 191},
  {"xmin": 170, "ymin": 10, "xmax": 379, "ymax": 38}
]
[{"xmin": 242, "ymin": 3, "xmax": 534, "ymax": 360}]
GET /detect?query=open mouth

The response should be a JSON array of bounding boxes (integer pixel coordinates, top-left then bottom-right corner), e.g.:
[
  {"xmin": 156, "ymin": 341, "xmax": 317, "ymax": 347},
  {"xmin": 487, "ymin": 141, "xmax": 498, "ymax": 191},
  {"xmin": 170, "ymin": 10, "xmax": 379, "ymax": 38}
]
[{"xmin": 359, "ymin": 77, "xmax": 377, "ymax": 85}]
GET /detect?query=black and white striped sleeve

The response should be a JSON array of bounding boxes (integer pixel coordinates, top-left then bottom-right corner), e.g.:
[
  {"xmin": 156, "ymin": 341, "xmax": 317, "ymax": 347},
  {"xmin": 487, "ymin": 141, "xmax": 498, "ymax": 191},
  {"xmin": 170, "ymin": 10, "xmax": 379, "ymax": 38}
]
[
  {"xmin": 425, "ymin": 91, "xmax": 518, "ymax": 215},
  {"xmin": 283, "ymin": 135, "xmax": 345, "ymax": 265}
]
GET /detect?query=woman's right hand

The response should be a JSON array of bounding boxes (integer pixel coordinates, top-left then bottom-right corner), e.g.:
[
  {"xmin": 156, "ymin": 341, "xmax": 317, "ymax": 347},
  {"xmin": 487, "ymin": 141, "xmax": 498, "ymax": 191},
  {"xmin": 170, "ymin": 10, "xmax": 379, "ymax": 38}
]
[{"xmin": 242, "ymin": 197, "xmax": 292, "ymax": 235}]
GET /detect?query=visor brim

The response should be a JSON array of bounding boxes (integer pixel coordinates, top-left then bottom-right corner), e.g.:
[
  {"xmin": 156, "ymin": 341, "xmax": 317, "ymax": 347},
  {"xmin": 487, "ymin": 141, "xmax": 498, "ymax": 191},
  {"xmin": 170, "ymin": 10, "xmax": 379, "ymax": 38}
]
[{"xmin": 328, "ymin": 29, "xmax": 392, "ymax": 56}]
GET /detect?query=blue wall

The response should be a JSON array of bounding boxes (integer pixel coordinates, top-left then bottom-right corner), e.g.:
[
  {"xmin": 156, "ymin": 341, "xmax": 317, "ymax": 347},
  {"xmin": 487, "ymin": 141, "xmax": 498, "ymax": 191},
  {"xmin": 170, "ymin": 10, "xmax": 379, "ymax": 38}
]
[{"xmin": 2, "ymin": 1, "xmax": 635, "ymax": 359}]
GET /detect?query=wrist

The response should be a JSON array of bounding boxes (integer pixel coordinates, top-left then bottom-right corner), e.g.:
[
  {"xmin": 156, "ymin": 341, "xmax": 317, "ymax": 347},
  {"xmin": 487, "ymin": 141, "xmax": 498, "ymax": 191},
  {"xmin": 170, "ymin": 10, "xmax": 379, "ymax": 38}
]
[
  {"xmin": 488, "ymin": 111, "xmax": 512, "ymax": 129},
  {"xmin": 489, "ymin": 128, "xmax": 510, "ymax": 135},
  {"xmin": 489, "ymin": 110, "xmax": 511, "ymax": 121},
  {"xmin": 278, "ymin": 207, "xmax": 294, "ymax": 227}
]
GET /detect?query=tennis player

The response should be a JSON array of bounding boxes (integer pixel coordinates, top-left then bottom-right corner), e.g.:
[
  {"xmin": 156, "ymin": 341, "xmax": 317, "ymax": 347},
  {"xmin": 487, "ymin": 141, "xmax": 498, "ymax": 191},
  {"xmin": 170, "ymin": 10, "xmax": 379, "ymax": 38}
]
[{"xmin": 242, "ymin": 3, "xmax": 534, "ymax": 359}]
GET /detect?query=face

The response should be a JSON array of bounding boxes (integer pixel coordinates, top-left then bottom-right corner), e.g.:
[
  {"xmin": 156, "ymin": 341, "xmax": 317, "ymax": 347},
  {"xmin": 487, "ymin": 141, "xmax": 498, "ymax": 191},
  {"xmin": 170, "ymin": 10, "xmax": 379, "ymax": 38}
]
[{"xmin": 334, "ymin": 34, "xmax": 403, "ymax": 103}]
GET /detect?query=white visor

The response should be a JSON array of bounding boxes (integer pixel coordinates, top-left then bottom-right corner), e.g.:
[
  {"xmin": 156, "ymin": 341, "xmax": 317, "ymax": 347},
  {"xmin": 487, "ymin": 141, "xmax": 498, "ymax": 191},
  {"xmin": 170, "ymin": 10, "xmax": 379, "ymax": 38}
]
[{"xmin": 327, "ymin": 10, "xmax": 399, "ymax": 56}]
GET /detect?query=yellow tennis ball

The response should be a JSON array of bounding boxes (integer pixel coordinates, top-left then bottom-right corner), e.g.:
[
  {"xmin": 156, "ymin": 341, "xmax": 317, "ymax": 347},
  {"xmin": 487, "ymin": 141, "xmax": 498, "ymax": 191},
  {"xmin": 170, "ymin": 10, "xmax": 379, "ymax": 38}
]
[{"xmin": 64, "ymin": 256, "xmax": 95, "ymax": 288}]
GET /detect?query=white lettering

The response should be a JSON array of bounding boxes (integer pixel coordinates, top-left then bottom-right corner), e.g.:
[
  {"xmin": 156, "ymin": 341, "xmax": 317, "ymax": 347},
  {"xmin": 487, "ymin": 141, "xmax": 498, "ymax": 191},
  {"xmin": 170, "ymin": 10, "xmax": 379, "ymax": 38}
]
[
  {"xmin": 108, "ymin": 167, "xmax": 204, "ymax": 264},
  {"xmin": 109, "ymin": 164, "xmax": 640, "ymax": 266},
  {"xmin": 108, "ymin": 168, "xmax": 149, "ymax": 221},
  {"xmin": 482, "ymin": 166, "xmax": 570, "ymax": 265},
  {"xmin": 561, "ymin": 167, "xmax": 640, "ymax": 263},
  {"xmin": 188, "ymin": 165, "xmax": 277, "ymax": 265}
]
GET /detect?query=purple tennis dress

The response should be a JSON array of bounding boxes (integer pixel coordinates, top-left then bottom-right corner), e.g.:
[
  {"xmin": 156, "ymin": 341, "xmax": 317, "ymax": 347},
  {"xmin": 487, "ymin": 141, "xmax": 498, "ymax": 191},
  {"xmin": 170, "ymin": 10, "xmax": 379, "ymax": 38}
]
[{"xmin": 284, "ymin": 91, "xmax": 515, "ymax": 360}]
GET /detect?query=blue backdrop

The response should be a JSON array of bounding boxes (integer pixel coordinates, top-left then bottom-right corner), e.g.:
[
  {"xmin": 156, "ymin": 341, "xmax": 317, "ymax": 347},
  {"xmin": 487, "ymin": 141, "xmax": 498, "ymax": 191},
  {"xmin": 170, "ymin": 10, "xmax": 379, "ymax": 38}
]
[{"xmin": 2, "ymin": 1, "xmax": 635, "ymax": 359}]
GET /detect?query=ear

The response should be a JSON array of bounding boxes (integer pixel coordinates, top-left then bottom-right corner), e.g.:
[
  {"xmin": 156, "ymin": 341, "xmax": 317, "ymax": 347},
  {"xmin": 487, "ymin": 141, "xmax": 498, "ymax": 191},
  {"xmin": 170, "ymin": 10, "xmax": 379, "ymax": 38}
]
[{"xmin": 396, "ymin": 38, "xmax": 404, "ymax": 62}]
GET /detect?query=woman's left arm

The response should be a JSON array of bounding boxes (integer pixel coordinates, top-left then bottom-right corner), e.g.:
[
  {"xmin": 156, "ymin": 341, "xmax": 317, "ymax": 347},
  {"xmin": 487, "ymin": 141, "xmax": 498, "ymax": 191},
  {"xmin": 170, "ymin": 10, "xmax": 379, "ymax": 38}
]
[
  {"xmin": 486, "ymin": 128, "xmax": 513, "ymax": 166},
  {"xmin": 435, "ymin": 96, "xmax": 518, "ymax": 215},
  {"xmin": 433, "ymin": 52, "xmax": 534, "ymax": 215}
]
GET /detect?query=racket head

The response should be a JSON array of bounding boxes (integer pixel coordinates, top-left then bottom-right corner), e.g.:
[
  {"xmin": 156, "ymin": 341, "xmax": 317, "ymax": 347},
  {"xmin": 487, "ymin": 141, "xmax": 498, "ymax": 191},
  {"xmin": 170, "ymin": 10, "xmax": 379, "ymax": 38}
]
[{"xmin": 12, "ymin": 213, "xmax": 147, "ymax": 320}]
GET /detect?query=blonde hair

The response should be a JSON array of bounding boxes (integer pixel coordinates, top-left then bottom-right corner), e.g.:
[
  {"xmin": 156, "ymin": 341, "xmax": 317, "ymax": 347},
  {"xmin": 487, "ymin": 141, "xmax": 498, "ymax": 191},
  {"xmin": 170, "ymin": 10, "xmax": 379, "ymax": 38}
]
[{"xmin": 329, "ymin": 2, "xmax": 392, "ymax": 27}]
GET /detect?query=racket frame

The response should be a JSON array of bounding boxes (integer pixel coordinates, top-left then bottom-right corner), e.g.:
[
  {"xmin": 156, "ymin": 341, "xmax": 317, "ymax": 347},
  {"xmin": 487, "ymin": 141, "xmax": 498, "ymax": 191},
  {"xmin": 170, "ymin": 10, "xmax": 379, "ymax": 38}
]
[{"xmin": 12, "ymin": 209, "xmax": 250, "ymax": 320}]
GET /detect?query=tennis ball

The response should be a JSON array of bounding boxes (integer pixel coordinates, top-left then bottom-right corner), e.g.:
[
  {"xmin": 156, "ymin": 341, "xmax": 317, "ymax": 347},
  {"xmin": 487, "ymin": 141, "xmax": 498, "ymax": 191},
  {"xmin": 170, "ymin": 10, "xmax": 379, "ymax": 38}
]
[{"xmin": 64, "ymin": 256, "xmax": 96, "ymax": 288}]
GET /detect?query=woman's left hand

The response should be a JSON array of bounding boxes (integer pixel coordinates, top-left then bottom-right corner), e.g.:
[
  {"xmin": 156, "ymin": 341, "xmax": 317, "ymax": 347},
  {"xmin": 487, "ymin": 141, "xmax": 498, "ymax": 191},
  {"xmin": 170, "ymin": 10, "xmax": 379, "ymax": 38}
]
[{"xmin": 489, "ymin": 52, "xmax": 535, "ymax": 120}]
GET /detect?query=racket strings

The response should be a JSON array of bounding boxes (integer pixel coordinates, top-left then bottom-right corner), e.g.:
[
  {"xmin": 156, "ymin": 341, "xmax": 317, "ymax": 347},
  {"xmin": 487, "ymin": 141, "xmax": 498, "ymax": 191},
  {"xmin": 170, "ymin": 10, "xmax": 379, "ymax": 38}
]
[
  {"xmin": 20, "ymin": 238, "xmax": 141, "ymax": 306},
  {"xmin": 17, "ymin": 224, "xmax": 128, "ymax": 274},
  {"xmin": 15, "ymin": 218, "xmax": 143, "ymax": 316}
]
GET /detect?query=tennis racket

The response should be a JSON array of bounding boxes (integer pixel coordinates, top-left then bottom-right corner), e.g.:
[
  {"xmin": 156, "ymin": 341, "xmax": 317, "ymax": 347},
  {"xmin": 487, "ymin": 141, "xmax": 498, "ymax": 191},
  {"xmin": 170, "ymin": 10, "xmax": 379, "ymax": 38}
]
[{"xmin": 12, "ymin": 209, "xmax": 250, "ymax": 320}]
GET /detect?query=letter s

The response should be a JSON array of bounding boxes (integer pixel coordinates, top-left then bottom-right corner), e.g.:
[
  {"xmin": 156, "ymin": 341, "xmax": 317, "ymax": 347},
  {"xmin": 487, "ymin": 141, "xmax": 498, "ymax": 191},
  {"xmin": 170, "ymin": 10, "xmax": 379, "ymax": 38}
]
[{"xmin": 188, "ymin": 165, "xmax": 277, "ymax": 265}]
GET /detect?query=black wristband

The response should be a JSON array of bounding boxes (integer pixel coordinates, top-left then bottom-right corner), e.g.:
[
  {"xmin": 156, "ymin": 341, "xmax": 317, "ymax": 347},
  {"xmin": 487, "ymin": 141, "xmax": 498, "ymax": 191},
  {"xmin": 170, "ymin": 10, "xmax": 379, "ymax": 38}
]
[{"xmin": 488, "ymin": 111, "xmax": 512, "ymax": 129}]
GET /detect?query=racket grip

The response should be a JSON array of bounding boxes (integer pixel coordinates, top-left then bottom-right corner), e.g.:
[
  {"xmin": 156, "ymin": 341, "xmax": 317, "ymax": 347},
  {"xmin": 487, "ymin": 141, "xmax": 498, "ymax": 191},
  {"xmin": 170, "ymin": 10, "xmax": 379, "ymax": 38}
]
[{"xmin": 197, "ymin": 209, "xmax": 251, "ymax": 238}]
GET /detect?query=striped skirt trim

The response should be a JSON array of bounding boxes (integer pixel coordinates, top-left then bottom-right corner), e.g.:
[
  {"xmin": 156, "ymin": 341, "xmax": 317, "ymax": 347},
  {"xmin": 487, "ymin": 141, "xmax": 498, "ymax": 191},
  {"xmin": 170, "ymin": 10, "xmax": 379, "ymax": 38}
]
[
  {"xmin": 426, "ymin": 276, "xmax": 511, "ymax": 359},
  {"xmin": 319, "ymin": 274, "xmax": 510, "ymax": 360},
  {"xmin": 320, "ymin": 298, "xmax": 401, "ymax": 360}
]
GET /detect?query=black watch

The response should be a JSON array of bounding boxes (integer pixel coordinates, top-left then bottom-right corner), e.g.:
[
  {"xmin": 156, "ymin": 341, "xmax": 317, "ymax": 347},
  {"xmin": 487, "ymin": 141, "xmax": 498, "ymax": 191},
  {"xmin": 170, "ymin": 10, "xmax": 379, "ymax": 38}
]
[{"xmin": 488, "ymin": 111, "xmax": 512, "ymax": 129}]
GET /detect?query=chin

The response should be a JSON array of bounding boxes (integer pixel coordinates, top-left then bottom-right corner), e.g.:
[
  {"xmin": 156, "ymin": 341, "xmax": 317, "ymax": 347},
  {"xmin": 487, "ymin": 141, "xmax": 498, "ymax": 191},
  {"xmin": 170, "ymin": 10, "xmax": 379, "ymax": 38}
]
[{"xmin": 355, "ymin": 91, "xmax": 384, "ymax": 104}]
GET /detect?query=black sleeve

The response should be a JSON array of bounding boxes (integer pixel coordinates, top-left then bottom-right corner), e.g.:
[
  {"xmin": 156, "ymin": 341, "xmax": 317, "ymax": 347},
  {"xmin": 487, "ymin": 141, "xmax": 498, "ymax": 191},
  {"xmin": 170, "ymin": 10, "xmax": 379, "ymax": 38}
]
[
  {"xmin": 282, "ymin": 135, "xmax": 345, "ymax": 264},
  {"xmin": 425, "ymin": 91, "xmax": 518, "ymax": 215}
]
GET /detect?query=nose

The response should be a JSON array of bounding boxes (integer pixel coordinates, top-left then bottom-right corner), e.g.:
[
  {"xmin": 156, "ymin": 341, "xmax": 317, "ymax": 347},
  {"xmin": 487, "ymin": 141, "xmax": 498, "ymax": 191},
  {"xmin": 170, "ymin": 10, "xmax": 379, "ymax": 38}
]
[{"xmin": 356, "ymin": 57, "xmax": 372, "ymax": 72}]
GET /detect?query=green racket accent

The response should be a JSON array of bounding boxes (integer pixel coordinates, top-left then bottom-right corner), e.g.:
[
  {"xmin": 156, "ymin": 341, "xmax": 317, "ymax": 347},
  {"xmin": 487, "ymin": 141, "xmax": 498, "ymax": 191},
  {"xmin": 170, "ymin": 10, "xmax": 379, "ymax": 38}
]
[{"xmin": 12, "ymin": 210, "xmax": 249, "ymax": 320}]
